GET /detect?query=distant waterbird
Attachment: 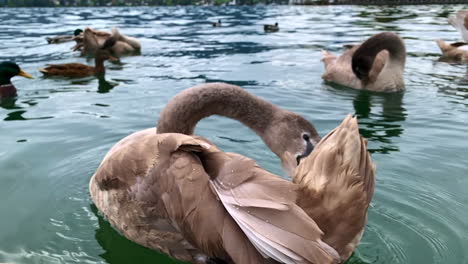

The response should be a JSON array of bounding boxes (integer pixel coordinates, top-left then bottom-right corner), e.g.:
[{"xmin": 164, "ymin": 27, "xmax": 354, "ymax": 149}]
[
  {"xmin": 212, "ymin": 19, "xmax": 221, "ymax": 27},
  {"xmin": 321, "ymin": 32, "xmax": 406, "ymax": 92},
  {"xmin": 46, "ymin": 28, "xmax": 83, "ymax": 44},
  {"xmin": 264, "ymin": 22, "xmax": 279, "ymax": 33},
  {"xmin": 39, "ymin": 37, "xmax": 118, "ymax": 78}
]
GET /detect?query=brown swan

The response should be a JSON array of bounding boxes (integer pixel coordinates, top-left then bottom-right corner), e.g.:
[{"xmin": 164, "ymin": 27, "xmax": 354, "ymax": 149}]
[
  {"xmin": 90, "ymin": 83, "xmax": 375, "ymax": 263},
  {"xmin": 321, "ymin": 32, "xmax": 406, "ymax": 92}
]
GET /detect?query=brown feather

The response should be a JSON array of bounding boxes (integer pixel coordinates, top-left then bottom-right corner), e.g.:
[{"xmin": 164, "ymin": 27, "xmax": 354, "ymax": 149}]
[{"xmin": 294, "ymin": 115, "xmax": 375, "ymax": 262}]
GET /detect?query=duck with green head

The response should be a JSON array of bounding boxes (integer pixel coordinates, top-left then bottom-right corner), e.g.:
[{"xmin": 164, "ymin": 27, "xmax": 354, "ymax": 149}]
[{"xmin": 0, "ymin": 62, "xmax": 33, "ymax": 98}]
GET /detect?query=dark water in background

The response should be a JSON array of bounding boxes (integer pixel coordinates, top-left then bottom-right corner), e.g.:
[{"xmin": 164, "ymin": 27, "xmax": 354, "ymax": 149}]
[{"xmin": 1, "ymin": 5, "xmax": 468, "ymax": 264}]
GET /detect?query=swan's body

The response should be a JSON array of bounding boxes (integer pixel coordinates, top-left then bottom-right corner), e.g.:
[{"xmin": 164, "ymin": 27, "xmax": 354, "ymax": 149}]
[
  {"xmin": 90, "ymin": 83, "xmax": 375, "ymax": 263},
  {"xmin": 436, "ymin": 40, "xmax": 468, "ymax": 62},
  {"xmin": 78, "ymin": 27, "xmax": 141, "ymax": 56},
  {"xmin": 322, "ymin": 32, "xmax": 406, "ymax": 92},
  {"xmin": 448, "ymin": 10, "xmax": 468, "ymax": 42}
]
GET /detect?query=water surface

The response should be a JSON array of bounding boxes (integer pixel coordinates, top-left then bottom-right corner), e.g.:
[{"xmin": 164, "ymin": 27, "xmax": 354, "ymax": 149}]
[{"xmin": 1, "ymin": 5, "xmax": 468, "ymax": 264}]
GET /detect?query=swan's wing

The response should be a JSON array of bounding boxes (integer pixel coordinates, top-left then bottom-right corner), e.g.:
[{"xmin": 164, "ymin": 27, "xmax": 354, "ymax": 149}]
[
  {"xmin": 448, "ymin": 10, "xmax": 468, "ymax": 42},
  {"xmin": 208, "ymin": 153, "xmax": 340, "ymax": 264},
  {"xmin": 150, "ymin": 134, "xmax": 267, "ymax": 263},
  {"xmin": 295, "ymin": 115, "xmax": 375, "ymax": 260}
]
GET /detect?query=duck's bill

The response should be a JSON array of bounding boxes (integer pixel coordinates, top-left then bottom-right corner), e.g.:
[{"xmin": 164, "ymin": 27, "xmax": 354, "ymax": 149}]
[{"xmin": 18, "ymin": 70, "xmax": 33, "ymax": 79}]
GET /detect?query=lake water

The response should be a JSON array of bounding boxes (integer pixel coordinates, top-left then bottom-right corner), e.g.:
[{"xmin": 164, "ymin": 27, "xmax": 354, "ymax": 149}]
[{"xmin": 1, "ymin": 4, "xmax": 467, "ymax": 264}]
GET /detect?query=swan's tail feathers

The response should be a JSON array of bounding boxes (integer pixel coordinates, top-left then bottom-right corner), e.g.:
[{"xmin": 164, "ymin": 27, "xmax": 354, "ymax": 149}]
[
  {"xmin": 321, "ymin": 50, "xmax": 337, "ymax": 67},
  {"xmin": 294, "ymin": 115, "xmax": 375, "ymax": 260},
  {"xmin": 208, "ymin": 153, "xmax": 340, "ymax": 264},
  {"xmin": 448, "ymin": 15, "xmax": 459, "ymax": 29},
  {"xmin": 111, "ymin": 27, "xmax": 142, "ymax": 50}
]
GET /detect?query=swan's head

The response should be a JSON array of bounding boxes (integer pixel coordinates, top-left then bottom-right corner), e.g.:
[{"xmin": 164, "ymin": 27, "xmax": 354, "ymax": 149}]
[
  {"xmin": 352, "ymin": 54, "xmax": 372, "ymax": 81},
  {"xmin": 263, "ymin": 112, "xmax": 320, "ymax": 177}
]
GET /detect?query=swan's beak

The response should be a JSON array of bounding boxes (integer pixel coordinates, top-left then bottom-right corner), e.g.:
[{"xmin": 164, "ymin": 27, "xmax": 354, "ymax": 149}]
[{"xmin": 18, "ymin": 70, "xmax": 33, "ymax": 79}]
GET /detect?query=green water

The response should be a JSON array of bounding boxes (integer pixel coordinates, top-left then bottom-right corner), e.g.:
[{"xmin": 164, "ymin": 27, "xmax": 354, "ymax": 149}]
[{"xmin": 1, "ymin": 5, "xmax": 468, "ymax": 264}]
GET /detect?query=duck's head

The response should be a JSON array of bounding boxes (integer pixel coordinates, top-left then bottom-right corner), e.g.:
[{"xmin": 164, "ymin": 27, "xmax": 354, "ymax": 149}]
[
  {"xmin": 0, "ymin": 62, "xmax": 33, "ymax": 85},
  {"xmin": 263, "ymin": 112, "xmax": 320, "ymax": 176},
  {"xmin": 74, "ymin": 28, "xmax": 83, "ymax": 36}
]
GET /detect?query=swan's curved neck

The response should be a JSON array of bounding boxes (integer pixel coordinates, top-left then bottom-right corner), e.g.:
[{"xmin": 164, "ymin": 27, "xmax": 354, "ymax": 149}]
[
  {"xmin": 352, "ymin": 32, "xmax": 406, "ymax": 83},
  {"xmin": 157, "ymin": 83, "xmax": 278, "ymax": 139},
  {"xmin": 356, "ymin": 32, "xmax": 405, "ymax": 63}
]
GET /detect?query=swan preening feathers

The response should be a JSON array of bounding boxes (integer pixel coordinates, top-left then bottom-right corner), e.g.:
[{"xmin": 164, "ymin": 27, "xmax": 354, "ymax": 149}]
[
  {"xmin": 91, "ymin": 83, "xmax": 375, "ymax": 264},
  {"xmin": 322, "ymin": 32, "xmax": 406, "ymax": 92}
]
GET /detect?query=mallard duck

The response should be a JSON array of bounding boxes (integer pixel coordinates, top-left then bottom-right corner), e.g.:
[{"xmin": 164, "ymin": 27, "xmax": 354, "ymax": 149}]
[
  {"xmin": 0, "ymin": 62, "xmax": 33, "ymax": 98},
  {"xmin": 448, "ymin": 10, "xmax": 468, "ymax": 42},
  {"xmin": 322, "ymin": 32, "xmax": 406, "ymax": 92},
  {"xmin": 79, "ymin": 27, "xmax": 141, "ymax": 57},
  {"xmin": 91, "ymin": 83, "xmax": 375, "ymax": 263},
  {"xmin": 39, "ymin": 37, "xmax": 118, "ymax": 78},
  {"xmin": 264, "ymin": 23, "xmax": 279, "ymax": 33},
  {"xmin": 212, "ymin": 19, "xmax": 221, "ymax": 27},
  {"xmin": 436, "ymin": 40, "xmax": 468, "ymax": 62},
  {"xmin": 46, "ymin": 29, "xmax": 83, "ymax": 44}
]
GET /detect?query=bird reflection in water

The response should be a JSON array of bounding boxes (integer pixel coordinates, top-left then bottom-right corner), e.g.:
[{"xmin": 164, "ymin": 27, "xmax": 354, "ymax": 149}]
[
  {"xmin": 353, "ymin": 90, "xmax": 406, "ymax": 154},
  {"xmin": 97, "ymin": 73, "xmax": 118, "ymax": 93},
  {"xmin": 90, "ymin": 204, "xmax": 183, "ymax": 264}
]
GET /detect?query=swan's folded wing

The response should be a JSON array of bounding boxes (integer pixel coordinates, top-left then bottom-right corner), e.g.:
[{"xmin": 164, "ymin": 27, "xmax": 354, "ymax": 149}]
[
  {"xmin": 151, "ymin": 133, "xmax": 267, "ymax": 263},
  {"xmin": 208, "ymin": 153, "xmax": 340, "ymax": 264}
]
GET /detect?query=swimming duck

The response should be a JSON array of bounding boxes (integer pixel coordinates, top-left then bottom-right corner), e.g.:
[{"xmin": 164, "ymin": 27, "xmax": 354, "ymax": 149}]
[
  {"xmin": 90, "ymin": 83, "xmax": 375, "ymax": 263},
  {"xmin": 212, "ymin": 19, "xmax": 221, "ymax": 27},
  {"xmin": 448, "ymin": 10, "xmax": 468, "ymax": 42},
  {"xmin": 264, "ymin": 22, "xmax": 279, "ymax": 33},
  {"xmin": 39, "ymin": 37, "xmax": 118, "ymax": 78},
  {"xmin": 322, "ymin": 32, "xmax": 406, "ymax": 92},
  {"xmin": 79, "ymin": 27, "xmax": 141, "ymax": 57},
  {"xmin": 436, "ymin": 39, "xmax": 468, "ymax": 62},
  {"xmin": 0, "ymin": 62, "xmax": 33, "ymax": 98},
  {"xmin": 46, "ymin": 29, "xmax": 83, "ymax": 44}
]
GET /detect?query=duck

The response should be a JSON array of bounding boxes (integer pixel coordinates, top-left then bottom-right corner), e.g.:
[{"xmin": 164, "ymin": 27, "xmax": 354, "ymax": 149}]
[
  {"xmin": 79, "ymin": 27, "xmax": 141, "ymax": 57},
  {"xmin": 321, "ymin": 32, "xmax": 406, "ymax": 92},
  {"xmin": 90, "ymin": 83, "xmax": 375, "ymax": 263},
  {"xmin": 212, "ymin": 19, "xmax": 221, "ymax": 27},
  {"xmin": 435, "ymin": 39, "xmax": 468, "ymax": 62},
  {"xmin": 0, "ymin": 62, "xmax": 33, "ymax": 98},
  {"xmin": 46, "ymin": 29, "xmax": 83, "ymax": 44},
  {"xmin": 264, "ymin": 22, "xmax": 279, "ymax": 33},
  {"xmin": 448, "ymin": 10, "xmax": 468, "ymax": 42},
  {"xmin": 39, "ymin": 37, "xmax": 118, "ymax": 78}
]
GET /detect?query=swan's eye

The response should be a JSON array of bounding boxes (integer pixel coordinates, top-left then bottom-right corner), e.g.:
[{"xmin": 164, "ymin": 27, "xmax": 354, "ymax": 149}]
[{"xmin": 296, "ymin": 134, "xmax": 314, "ymax": 165}]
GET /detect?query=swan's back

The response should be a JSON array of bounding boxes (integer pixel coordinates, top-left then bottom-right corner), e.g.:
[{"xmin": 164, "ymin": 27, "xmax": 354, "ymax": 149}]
[{"xmin": 294, "ymin": 115, "xmax": 375, "ymax": 261}]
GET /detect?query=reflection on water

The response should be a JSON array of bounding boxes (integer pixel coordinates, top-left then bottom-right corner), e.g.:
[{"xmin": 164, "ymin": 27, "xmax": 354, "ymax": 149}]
[
  {"xmin": 353, "ymin": 91, "xmax": 406, "ymax": 153},
  {"xmin": 0, "ymin": 4, "xmax": 468, "ymax": 264},
  {"xmin": 91, "ymin": 205, "xmax": 183, "ymax": 264}
]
